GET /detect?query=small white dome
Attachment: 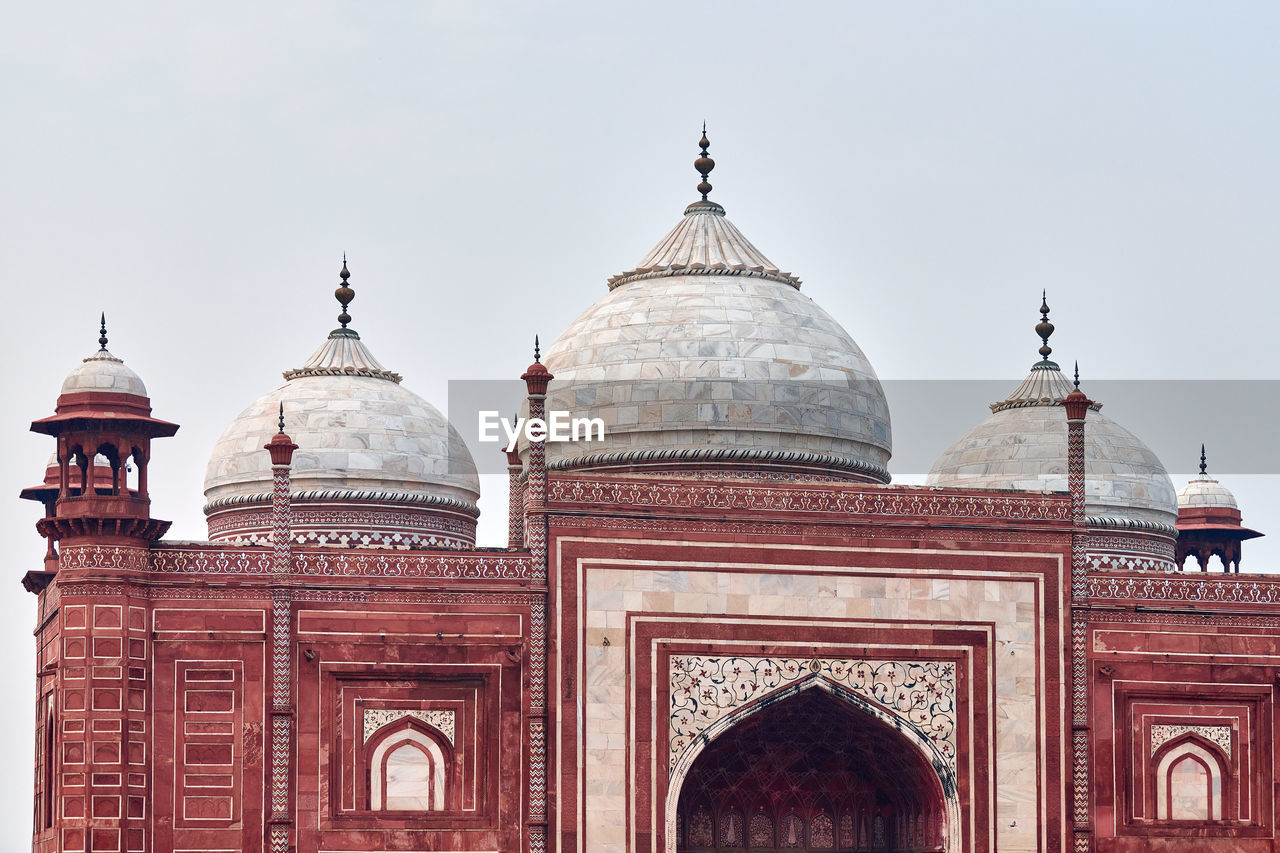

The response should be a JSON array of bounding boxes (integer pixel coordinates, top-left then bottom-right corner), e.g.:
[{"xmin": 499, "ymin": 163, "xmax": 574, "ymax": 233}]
[
  {"xmin": 204, "ymin": 327, "xmax": 480, "ymax": 548},
  {"xmin": 1177, "ymin": 473, "xmax": 1238, "ymax": 510},
  {"xmin": 61, "ymin": 349, "xmax": 148, "ymax": 397},
  {"xmin": 927, "ymin": 361, "xmax": 1178, "ymax": 529},
  {"xmin": 541, "ymin": 200, "xmax": 892, "ymax": 480}
]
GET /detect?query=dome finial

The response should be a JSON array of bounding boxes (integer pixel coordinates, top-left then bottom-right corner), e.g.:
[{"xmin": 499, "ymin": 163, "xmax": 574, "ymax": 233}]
[
  {"xmin": 533, "ymin": 334, "xmax": 541, "ymax": 363},
  {"xmin": 278, "ymin": 402, "xmax": 286, "ymax": 435},
  {"xmin": 1073, "ymin": 361, "xmax": 1080, "ymax": 389},
  {"xmin": 335, "ymin": 256, "xmax": 354, "ymax": 329},
  {"xmin": 1200, "ymin": 443, "xmax": 1208, "ymax": 475},
  {"xmin": 1035, "ymin": 291, "xmax": 1054, "ymax": 362},
  {"xmin": 695, "ymin": 123, "xmax": 715, "ymax": 201},
  {"xmin": 98, "ymin": 312, "xmax": 108, "ymax": 351}
]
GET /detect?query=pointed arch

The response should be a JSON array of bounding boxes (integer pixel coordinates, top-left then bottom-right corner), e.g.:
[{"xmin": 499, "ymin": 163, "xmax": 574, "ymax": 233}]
[
  {"xmin": 1154, "ymin": 736, "xmax": 1227, "ymax": 821},
  {"xmin": 365, "ymin": 719, "xmax": 453, "ymax": 811},
  {"xmin": 666, "ymin": 673, "xmax": 959, "ymax": 852}
]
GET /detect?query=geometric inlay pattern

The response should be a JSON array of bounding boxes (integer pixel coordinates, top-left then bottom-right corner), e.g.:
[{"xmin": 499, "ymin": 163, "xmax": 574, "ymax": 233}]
[
  {"xmin": 362, "ymin": 708, "xmax": 455, "ymax": 746},
  {"xmin": 670, "ymin": 656, "xmax": 956, "ymax": 774},
  {"xmin": 1151, "ymin": 723, "xmax": 1232, "ymax": 758}
]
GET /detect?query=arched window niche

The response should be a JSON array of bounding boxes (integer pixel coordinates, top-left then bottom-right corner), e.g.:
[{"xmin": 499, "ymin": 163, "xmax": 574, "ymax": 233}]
[
  {"xmin": 364, "ymin": 718, "xmax": 454, "ymax": 812},
  {"xmin": 1153, "ymin": 736, "xmax": 1228, "ymax": 822}
]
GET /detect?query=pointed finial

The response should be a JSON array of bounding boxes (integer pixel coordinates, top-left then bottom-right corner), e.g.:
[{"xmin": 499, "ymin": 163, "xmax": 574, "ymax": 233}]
[
  {"xmin": 1073, "ymin": 361, "xmax": 1080, "ymax": 389},
  {"xmin": 98, "ymin": 313, "xmax": 108, "ymax": 351},
  {"xmin": 1035, "ymin": 291, "xmax": 1055, "ymax": 361},
  {"xmin": 1200, "ymin": 443, "xmax": 1208, "ymax": 475},
  {"xmin": 533, "ymin": 335, "xmax": 541, "ymax": 363},
  {"xmin": 695, "ymin": 124, "xmax": 715, "ymax": 201},
  {"xmin": 335, "ymin": 257, "xmax": 354, "ymax": 329},
  {"xmin": 278, "ymin": 402, "xmax": 286, "ymax": 435}
]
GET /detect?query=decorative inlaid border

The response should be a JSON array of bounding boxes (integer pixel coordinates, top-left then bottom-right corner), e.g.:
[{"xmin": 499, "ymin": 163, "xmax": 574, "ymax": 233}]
[{"xmin": 547, "ymin": 478, "xmax": 1072, "ymax": 522}]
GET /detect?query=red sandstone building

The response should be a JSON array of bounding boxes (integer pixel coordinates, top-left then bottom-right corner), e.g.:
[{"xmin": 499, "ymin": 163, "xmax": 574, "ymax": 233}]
[{"xmin": 20, "ymin": 138, "xmax": 1275, "ymax": 852}]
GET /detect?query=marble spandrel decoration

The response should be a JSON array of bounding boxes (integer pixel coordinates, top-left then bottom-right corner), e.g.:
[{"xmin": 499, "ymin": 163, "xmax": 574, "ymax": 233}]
[
  {"xmin": 1150, "ymin": 723, "xmax": 1232, "ymax": 758},
  {"xmin": 669, "ymin": 656, "xmax": 956, "ymax": 774},
  {"xmin": 363, "ymin": 708, "xmax": 456, "ymax": 746}
]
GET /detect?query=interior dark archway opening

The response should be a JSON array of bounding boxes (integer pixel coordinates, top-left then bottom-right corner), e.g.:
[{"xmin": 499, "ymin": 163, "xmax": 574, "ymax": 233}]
[{"xmin": 675, "ymin": 687, "xmax": 946, "ymax": 852}]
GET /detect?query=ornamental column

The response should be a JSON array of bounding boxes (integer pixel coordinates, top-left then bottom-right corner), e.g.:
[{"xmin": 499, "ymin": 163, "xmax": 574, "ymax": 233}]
[
  {"xmin": 520, "ymin": 339, "xmax": 552, "ymax": 853},
  {"xmin": 264, "ymin": 406, "xmax": 298, "ymax": 853},
  {"xmin": 1062, "ymin": 365, "xmax": 1094, "ymax": 853}
]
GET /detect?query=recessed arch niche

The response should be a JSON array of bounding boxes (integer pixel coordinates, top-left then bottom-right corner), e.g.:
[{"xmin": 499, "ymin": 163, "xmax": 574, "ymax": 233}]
[{"xmin": 668, "ymin": 678, "xmax": 956, "ymax": 852}]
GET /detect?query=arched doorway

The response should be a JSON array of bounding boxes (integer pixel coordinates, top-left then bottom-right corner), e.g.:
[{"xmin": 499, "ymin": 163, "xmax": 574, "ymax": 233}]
[{"xmin": 672, "ymin": 687, "xmax": 948, "ymax": 852}]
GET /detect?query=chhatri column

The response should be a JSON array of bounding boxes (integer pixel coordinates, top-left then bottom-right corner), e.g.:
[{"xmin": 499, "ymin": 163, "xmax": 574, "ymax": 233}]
[
  {"xmin": 520, "ymin": 338, "xmax": 553, "ymax": 853},
  {"xmin": 1062, "ymin": 364, "xmax": 1094, "ymax": 853},
  {"xmin": 264, "ymin": 405, "xmax": 298, "ymax": 853},
  {"xmin": 506, "ymin": 445, "xmax": 525, "ymax": 550}
]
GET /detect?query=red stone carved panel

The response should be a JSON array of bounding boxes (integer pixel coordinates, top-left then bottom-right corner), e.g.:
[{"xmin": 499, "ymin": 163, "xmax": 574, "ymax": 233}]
[{"xmin": 152, "ymin": 634, "xmax": 266, "ymax": 853}]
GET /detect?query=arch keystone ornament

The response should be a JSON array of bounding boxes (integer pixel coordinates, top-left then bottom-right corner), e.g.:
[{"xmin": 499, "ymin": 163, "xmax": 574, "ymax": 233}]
[{"xmin": 666, "ymin": 655, "xmax": 960, "ymax": 852}]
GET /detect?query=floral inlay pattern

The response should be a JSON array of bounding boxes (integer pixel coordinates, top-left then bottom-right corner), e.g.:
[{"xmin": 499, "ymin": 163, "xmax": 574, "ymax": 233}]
[
  {"xmin": 669, "ymin": 656, "xmax": 956, "ymax": 774},
  {"xmin": 1151, "ymin": 723, "xmax": 1232, "ymax": 758},
  {"xmin": 362, "ymin": 708, "xmax": 455, "ymax": 746}
]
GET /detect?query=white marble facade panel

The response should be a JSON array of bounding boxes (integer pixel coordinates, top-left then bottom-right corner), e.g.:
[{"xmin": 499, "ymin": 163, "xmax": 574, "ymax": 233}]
[{"xmin": 578, "ymin": 560, "xmax": 1053, "ymax": 853}]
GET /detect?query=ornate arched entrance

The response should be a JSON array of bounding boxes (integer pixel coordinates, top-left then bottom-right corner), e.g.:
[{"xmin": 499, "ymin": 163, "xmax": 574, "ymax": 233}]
[{"xmin": 671, "ymin": 685, "xmax": 951, "ymax": 852}]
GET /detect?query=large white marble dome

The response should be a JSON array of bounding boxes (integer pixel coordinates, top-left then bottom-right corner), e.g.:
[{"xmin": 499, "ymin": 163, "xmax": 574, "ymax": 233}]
[
  {"xmin": 927, "ymin": 358, "xmax": 1178, "ymax": 530},
  {"xmin": 541, "ymin": 191, "xmax": 892, "ymax": 482},
  {"xmin": 204, "ymin": 275, "xmax": 480, "ymax": 548}
]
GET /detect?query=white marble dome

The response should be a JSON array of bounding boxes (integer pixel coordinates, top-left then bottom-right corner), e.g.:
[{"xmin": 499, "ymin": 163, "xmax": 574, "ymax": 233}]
[
  {"xmin": 926, "ymin": 360, "xmax": 1178, "ymax": 529},
  {"xmin": 1177, "ymin": 473, "xmax": 1238, "ymax": 510},
  {"xmin": 204, "ymin": 322, "xmax": 480, "ymax": 548},
  {"xmin": 61, "ymin": 348, "xmax": 148, "ymax": 397},
  {"xmin": 540, "ymin": 199, "xmax": 892, "ymax": 481}
]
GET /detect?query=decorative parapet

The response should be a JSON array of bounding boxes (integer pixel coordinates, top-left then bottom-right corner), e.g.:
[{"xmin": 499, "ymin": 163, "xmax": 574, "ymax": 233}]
[
  {"xmin": 1088, "ymin": 572, "xmax": 1280, "ymax": 605},
  {"xmin": 148, "ymin": 544, "xmax": 535, "ymax": 581},
  {"xmin": 59, "ymin": 544, "xmax": 153, "ymax": 572},
  {"xmin": 547, "ymin": 477, "xmax": 1072, "ymax": 525}
]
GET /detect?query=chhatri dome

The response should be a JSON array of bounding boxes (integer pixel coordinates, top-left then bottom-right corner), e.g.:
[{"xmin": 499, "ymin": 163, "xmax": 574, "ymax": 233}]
[
  {"xmin": 927, "ymin": 297, "xmax": 1178, "ymax": 531},
  {"xmin": 539, "ymin": 129, "xmax": 892, "ymax": 481},
  {"xmin": 203, "ymin": 261, "xmax": 480, "ymax": 548},
  {"xmin": 60, "ymin": 314, "xmax": 149, "ymax": 398}
]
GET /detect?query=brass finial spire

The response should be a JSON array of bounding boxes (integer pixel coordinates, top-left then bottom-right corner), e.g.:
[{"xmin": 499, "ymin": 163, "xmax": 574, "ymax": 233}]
[
  {"xmin": 335, "ymin": 256, "xmax": 354, "ymax": 329},
  {"xmin": 695, "ymin": 123, "xmax": 715, "ymax": 201},
  {"xmin": 278, "ymin": 402, "xmax": 286, "ymax": 435},
  {"xmin": 1035, "ymin": 291, "xmax": 1054, "ymax": 362},
  {"xmin": 1073, "ymin": 361, "xmax": 1080, "ymax": 389},
  {"xmin": 533, "ymin": 335, "xmax": 541, "ymax": 363},
  {"xmin": 1200, "ymin": 443, "xmax": 1208, "ymax": 475},
  {"xmin": 98, "ymin": 313, "xmax": 108, "ymax": 351}
]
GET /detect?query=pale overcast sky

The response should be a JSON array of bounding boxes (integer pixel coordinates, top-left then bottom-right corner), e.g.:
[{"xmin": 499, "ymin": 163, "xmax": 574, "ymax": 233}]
[{"xmin": 3, "ymin": 2, "xmax": 1279, "ymax": 844}]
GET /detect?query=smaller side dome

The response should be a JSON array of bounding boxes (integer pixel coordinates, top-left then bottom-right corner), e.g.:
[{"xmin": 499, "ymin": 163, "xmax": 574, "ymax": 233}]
[{"xmin": 926, "ymin": 297, "xmax": 1178, "ymax": 543}]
